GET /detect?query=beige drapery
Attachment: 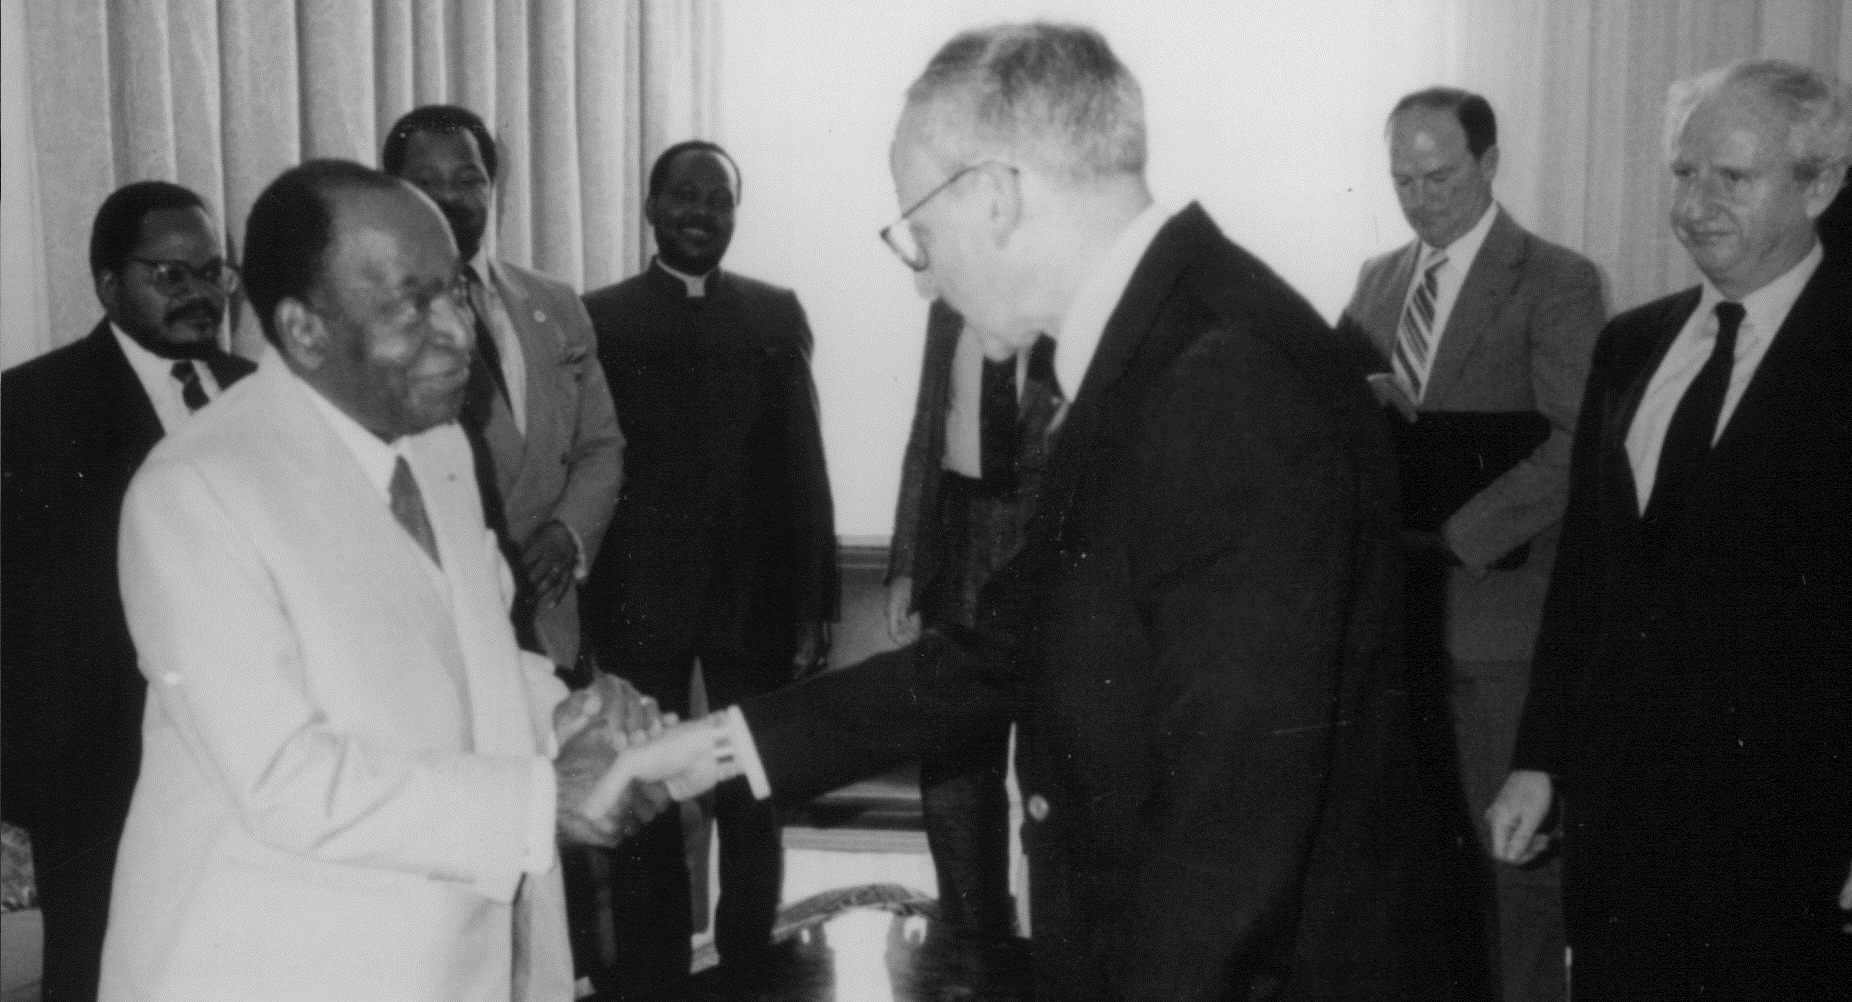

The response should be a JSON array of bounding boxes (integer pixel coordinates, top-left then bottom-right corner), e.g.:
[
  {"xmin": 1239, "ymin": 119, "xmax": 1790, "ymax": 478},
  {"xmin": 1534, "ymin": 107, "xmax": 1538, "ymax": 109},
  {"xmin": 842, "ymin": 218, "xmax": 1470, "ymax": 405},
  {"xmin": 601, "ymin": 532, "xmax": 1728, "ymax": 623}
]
[
  {"xmin": 12, "ymin": 0, "xmax": 718, "ymax": 362},
  {"xmin": 1449, "ymin": 0, "xmax": 1851, "ymax": 314}
]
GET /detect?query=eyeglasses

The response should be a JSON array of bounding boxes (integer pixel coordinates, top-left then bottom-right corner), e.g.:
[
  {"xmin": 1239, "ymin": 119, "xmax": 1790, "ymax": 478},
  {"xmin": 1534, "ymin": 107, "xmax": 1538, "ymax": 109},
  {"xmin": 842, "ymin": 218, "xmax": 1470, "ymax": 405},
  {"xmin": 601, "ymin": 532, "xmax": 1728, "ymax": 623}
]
[
  {"xmin": 879, "ymin": 160, "xmax": 1015, "ymax": 272},
  {"xmin": 128, "ymin": 257, "xmax": 240, "ymax": 297}
]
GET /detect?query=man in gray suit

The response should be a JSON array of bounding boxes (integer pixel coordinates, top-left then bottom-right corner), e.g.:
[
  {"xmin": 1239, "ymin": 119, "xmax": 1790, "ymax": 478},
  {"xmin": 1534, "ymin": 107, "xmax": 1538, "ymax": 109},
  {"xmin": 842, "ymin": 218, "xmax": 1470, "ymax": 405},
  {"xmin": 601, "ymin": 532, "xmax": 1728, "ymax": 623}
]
[
  {"xmin": 384, "ymin": 105, "xmax": 624, "ymax": 673},
  {"xmin": 1337, "ymin": 87, "xmax": 1605, "ymax": 1002}
]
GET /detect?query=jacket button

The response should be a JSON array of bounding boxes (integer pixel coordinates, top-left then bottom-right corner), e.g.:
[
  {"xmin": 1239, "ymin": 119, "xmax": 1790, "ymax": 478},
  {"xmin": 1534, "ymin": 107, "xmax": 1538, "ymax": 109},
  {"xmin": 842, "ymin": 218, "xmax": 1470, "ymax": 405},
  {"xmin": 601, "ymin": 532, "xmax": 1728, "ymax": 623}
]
[{"xmin": 1026, "ymin": 794, "xmax": 1049, "ymax": 822}]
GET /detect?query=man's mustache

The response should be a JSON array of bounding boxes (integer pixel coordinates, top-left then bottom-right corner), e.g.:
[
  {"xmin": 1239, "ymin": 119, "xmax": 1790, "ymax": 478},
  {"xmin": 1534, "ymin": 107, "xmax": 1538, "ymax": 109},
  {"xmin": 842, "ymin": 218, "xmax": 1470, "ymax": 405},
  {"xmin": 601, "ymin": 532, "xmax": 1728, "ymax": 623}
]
[{"xmin": 165, "ymin": 300, "xmax": 223, "ymax": 328}]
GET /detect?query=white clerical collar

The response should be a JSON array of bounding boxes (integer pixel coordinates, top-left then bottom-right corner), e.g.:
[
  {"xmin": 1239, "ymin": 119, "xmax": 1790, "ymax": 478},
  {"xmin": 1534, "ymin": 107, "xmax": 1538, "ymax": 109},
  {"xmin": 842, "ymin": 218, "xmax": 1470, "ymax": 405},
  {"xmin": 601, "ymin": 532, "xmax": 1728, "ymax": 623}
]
[
  {"xmin": 1054, "ymin": 202, "xmax": 1171, "ymax": 402},
  {"xmin": 1423, "ymin": 200, "xmax": 1499, "ymax": 272},
  {"xmin": 1693, "ymin": 239, "xmax": 1822, "ymax": 339},
  {"xmin": 299, "ymin": 365, "xmax": 412, "ymax": 501},
  {"xmin": 653, "ymin": 257, "xmax": 713, "ymax": 297}
]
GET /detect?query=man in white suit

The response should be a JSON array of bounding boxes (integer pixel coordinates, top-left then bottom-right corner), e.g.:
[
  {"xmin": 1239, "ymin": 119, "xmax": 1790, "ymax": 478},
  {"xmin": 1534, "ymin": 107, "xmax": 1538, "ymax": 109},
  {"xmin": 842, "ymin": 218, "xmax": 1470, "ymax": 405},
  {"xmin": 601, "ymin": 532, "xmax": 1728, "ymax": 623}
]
[{"xmin": 101, "ymin": 159, "xmax": 651, "ymax": 1002}]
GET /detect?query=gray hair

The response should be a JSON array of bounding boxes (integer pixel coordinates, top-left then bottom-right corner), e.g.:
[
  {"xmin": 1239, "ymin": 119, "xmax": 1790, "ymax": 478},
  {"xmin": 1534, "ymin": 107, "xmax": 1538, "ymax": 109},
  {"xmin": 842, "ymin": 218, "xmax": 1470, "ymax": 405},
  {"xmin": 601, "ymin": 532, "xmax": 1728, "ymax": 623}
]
[
  {"xmin": 903, "ymin": 22, "xmax": 1146, "ymax": 185},
  {"xmin": 1665, "ymin": 59, "xmax": 1852, "ymax": 183}
]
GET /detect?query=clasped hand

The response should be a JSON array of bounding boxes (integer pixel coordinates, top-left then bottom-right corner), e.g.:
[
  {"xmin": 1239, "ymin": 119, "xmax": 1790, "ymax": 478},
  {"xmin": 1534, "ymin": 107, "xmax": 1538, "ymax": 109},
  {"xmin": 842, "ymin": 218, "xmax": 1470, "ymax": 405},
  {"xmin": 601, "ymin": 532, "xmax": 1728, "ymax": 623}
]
[{"xmin": 552, "ymin": 673, "xmax": 743, "ymax": 847}]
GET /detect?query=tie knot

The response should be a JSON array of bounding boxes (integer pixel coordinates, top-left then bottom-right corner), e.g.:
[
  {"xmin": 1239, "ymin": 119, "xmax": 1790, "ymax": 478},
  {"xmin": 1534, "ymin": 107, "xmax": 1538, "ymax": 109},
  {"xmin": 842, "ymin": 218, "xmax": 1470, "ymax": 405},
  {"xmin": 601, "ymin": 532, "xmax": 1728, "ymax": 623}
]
[
  {"xmin": 1714, "ymin": 300, "xmax": 1745, "ymax": 340},
  {"xmin": 460, "ymin": 262, "xmax": 482, "ymax": 287},
  {"xmin": 171, "ymin": 361, "xmax": 196, "ymax": 382},
  {"xmin": 1424, "ymin": 249, "xmax": 1448, "ymax": 275}
]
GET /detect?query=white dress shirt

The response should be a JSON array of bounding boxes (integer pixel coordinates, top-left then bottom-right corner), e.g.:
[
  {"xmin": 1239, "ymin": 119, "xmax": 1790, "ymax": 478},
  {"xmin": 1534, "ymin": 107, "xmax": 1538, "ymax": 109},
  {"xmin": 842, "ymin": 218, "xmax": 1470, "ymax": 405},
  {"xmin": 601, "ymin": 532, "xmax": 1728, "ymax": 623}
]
[
  {"xmin": 942, "ymin": 325, "xmax": 1034, "ymax": 479},
  {"xmin": 1402, "ymin": 201, "xmax": 1499, "ymax": 403},
  {"xmin": 726, "ymin": 201, "xmax": 1177, "ymax": 799},
  {"xmin": 1624, "ymin": 241, "xmax": 1822, "ymax": 511},
  {"xmin": 110, "ymin": 324, "xmax": 222, "ymax": 434},
  {"xmin": 469, "ymin": 250, "xmax": 530, "ymax": 435},
  {"xmin": 301, "ymin": 369, "xmax": 558, "ymax": 876}
]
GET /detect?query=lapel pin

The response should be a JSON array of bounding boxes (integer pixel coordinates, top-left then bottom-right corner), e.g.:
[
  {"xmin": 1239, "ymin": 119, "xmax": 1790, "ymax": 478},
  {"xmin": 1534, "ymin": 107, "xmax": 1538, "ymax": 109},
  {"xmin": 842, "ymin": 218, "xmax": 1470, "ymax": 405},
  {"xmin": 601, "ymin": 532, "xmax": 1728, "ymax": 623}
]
[{"xmin": 533, "ymin": 309, "xmax": 547, "ymax": 324}]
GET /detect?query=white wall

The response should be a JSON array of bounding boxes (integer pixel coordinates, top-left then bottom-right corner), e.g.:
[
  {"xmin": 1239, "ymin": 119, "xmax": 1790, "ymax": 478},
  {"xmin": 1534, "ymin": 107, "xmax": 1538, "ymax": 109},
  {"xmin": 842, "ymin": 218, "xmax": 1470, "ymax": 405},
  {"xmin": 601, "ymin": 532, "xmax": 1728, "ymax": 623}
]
[{"xmin": 718, "ymin": 0, "xmax": 1457, "ymax": 538}]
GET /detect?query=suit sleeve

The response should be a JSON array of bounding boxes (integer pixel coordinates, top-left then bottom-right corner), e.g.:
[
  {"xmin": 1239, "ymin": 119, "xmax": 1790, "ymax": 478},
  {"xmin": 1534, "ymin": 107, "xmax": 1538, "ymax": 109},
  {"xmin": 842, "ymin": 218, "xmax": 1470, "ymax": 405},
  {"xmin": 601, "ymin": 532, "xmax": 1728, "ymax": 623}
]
[
  {"xmin": 888, "ymin": 302, "xmax": 957, "ymax": 584},
  {"xmin": 118, "ymin": 458, "xmax": 542, "ymax": 899},
  {"xmin": 1112, "ymin": 332, "xmax": 1360, "ymax": 1001},
  {"xmin": 1443, "ymin": 255, "xmax": 1605, "ymax": 570},
  {"xmin": 545, "ymin": 288, "xmax": 624, "ymax": 565},
  {"xmin": 738, "ymin": 629, "xmax": 1018, "ymax": 803},
  {"xmin": 1511, "ymin": 327, "xmax": 1615, "ymax": 776},
  {"xmin": 779, "ymin": 292, "xmax": 840, "ymax": 624}
]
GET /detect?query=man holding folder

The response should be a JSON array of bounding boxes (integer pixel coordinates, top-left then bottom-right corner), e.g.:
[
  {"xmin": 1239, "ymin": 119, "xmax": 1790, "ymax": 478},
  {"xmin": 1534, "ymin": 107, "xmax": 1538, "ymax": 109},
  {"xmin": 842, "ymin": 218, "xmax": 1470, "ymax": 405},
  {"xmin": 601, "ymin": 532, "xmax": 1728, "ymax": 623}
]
[{"xmin": 1337, "ymin": 87, "xmax": 1606, "ymax": 1002}]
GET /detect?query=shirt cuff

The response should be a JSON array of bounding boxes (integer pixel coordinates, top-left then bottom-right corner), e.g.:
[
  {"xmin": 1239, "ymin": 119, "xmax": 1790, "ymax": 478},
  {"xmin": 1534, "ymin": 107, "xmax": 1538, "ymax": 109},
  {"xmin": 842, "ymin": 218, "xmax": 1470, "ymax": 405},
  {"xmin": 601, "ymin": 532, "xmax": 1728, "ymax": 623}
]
[
  {"xmin": 560, "ymin": 522, "xmax": 590, "ymax": 582},
  {"xmin": 524, "ymin": 756, "xmax": 558, "ymax": 875},
  {"xmin": 722, "ymin": 705, "xmax": 772, "ymax": 800}
]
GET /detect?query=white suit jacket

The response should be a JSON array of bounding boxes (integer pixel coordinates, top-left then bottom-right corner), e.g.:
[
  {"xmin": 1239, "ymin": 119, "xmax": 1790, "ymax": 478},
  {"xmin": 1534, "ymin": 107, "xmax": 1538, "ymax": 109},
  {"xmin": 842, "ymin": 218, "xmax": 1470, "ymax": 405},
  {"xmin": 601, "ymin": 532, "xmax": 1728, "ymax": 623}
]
[{"xmin": 102, "ymin": 352, "xmax": 574, "ymax": 1002}]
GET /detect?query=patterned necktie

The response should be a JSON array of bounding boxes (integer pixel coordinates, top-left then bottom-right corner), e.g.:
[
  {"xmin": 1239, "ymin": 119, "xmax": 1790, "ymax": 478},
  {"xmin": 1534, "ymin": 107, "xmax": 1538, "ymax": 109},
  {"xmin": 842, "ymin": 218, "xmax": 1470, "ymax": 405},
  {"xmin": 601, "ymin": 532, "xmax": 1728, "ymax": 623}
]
[
  {"xmin": 1644, "ymin": 301, "xmax": 1745, "ymax": 543},
  {"xmin": 389, "ymin": 456, "xmax": 442, "ymax": 567},
  {"xmin": 171, "ymin": 361, "xmax": 209, "ymax": 412},
  {"xmin": 1393, "ymin": 249, "xmax": 1448, "ymax": 402}
]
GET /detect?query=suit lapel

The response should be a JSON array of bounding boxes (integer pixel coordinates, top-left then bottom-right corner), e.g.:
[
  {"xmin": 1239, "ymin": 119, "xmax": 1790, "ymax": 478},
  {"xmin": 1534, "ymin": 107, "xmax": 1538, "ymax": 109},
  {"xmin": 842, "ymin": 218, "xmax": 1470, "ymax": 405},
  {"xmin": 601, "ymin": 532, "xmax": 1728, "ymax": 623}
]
[
  {"xmin": 1711, "ymin": 252, "xmax": 1844, "ymax": 461},
  {"xmin": 409, "ymin": 423, "xmax": 537, "ymax": 756},
  {"xmin": 257, "ymin": 359, "xmax": 475, "ymax": 714},
  {"xmin": 1424, "ymin": 209, "xmax": 1524, "ymax": 406},
  {"xmin": 85, "ymin": 322, "xmax": 167, "ymax": 460},
  {"xmin": 1033, "ymin": 208, "xmax": 1196, "ymax": 550},
  {"xmin": 1369, "ymin": 244, "xmax": 1422, "ymax": 360}
]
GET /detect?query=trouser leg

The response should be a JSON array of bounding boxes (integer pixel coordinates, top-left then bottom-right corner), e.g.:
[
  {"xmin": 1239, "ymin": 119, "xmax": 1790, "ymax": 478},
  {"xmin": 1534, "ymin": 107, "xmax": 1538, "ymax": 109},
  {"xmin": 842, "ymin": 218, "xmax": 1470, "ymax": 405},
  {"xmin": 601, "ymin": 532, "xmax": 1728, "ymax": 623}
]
[
  {"xmin": 32, "ymin": 827, "xmax": 120, "ymax": 1002},
  {"xmin": 1452, "ymin": 658, "xmax": 1566, "ymax": 1002},
  {"xmin": 919, "ymin": 717, "xmax": 1014, "ymax": 939}
]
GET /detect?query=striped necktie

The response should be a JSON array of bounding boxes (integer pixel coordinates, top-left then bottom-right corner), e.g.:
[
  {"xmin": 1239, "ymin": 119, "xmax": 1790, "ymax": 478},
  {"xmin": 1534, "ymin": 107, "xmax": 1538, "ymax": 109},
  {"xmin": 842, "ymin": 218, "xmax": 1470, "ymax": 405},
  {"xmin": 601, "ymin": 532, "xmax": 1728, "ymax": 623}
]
[{"xmin": 1393, "ymin": 249, "xmax": 1448, "ymax": 403}]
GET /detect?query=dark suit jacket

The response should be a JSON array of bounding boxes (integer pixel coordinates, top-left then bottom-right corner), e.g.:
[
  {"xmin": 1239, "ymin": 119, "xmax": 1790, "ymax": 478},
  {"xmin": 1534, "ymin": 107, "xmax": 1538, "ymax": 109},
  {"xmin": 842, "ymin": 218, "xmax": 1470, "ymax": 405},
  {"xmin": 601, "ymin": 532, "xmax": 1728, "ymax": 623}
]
[
  {"xmin": 1340, "ymin": 209, "xmax": 1605, "ymax": 661},
  {"xmin": 2, "ymin": 322, "xmax": 254, "ymax": 844},
  {"xmin": 742, "ymin": 205, "xmax": 1423, "ymax": 1001},
  {"xmin": 1512, "ymin": 248, "xmax": 1852, "ymax": 984},
  {"xmin": 581, "ymin": 264, "xmax": 838, "ymax": 690}
]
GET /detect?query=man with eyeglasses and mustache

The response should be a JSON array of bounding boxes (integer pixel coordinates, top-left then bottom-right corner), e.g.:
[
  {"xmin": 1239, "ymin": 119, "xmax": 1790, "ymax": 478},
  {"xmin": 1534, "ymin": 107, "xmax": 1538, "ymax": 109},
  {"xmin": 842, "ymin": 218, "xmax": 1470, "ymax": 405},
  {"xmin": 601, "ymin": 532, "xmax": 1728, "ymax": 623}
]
[{"xmin": 2, "ymin": 180, "xmax": 254, "ymax": 1002}]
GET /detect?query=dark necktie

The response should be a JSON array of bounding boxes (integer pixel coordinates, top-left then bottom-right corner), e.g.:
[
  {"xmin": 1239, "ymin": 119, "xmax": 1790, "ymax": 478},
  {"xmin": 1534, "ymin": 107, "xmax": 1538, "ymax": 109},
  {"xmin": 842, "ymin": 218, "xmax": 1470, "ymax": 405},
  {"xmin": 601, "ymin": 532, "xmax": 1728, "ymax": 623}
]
[
  {"xmin": 980, "ymin": 353, "xmax": 1021, "ymax": 493},
  {"xmin": 389, "ymin": 456, "xmax": 442, "ymax": 567},
  {"xmin": 172, "ymin": 361, "xmax": 209, "ymax": 412},
  {"xmin": 461, "ymin": 264, "xmax": 511, "ymax": 417},
  {"xmin": 1644, "ymin": 301, "xmax": 1745, "ymax": 543}
]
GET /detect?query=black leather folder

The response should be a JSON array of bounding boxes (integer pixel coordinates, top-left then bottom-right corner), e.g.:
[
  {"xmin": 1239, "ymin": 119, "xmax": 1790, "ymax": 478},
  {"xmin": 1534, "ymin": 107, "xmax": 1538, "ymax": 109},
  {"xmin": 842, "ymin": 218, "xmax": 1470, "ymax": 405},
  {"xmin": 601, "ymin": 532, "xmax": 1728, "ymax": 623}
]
[{"xmin": 1391, "ymin": 411, "xmax": 1550, "ymax": 531}]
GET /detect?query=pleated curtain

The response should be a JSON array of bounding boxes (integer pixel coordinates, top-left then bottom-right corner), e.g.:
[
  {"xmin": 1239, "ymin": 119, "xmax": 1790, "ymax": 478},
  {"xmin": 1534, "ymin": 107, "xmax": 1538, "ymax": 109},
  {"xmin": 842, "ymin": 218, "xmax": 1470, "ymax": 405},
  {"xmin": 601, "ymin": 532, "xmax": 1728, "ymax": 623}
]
[
  {"xmin": 1449, "ymin": 0, "xmax": 1851, "ymax": 314},
  {"xmin": 14, "ymin": 0, "xmax": 719, "ymax": 362}
]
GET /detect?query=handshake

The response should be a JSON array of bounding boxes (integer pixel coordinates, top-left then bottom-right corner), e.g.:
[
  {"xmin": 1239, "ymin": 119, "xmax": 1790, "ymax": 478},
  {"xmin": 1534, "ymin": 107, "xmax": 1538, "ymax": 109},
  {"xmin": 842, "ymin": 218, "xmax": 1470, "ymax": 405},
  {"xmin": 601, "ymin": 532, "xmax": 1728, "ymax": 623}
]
[{"xmin": 551, "ymin": 673, "xmax": 747, "ymax": 847}]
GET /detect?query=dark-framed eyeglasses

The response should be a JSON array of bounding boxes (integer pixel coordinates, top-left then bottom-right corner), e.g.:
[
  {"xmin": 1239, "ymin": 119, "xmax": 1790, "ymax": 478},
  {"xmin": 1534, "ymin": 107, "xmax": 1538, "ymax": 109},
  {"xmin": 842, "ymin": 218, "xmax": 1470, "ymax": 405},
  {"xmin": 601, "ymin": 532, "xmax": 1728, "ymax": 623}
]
[
  {"xmin": 127, "ymin": 257, "xmax": 240, "ymax": 297},
  {"xmin": 878, "ymin": 160, "xmax": 1015, "ymax": 273}
]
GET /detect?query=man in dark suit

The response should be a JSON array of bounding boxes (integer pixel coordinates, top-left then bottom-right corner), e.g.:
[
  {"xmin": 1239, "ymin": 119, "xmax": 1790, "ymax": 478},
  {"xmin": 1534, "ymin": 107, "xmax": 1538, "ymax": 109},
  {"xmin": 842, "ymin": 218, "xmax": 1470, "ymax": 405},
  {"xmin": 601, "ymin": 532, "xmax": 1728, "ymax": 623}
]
[
  {"xmin": 627, "ymin": 22, "xmax": 1423, "ymax": 1001},
  {"xmin": 580, "ymin": 140, "xmax": 839, "ymax": 998},
  {"xmin": 2, "ymin": 181, "xmax": 255, "ymax": 1002},
  {"xmin": 1489, "ymin": 59, "xmax": 1852, "ymax": 1000},
  {"xmin": 382, "ymin": 105, "xmax": 624, "ymax": 673},
  {"xmin": 1339, "ymin": 88, "xmax": 1605, "ymax": 1002},
  {"xmin": 885, "ymin": 301, "xmax": 1056, "ymax": 960}
]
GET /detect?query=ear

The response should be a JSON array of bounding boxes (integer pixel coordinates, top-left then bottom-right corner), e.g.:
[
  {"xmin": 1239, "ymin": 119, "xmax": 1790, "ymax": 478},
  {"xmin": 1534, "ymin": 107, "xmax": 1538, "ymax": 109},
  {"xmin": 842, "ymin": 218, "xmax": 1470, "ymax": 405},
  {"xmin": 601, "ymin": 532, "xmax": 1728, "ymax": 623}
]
[
  {"xmin": 1802, "ymin": 162, "xmax": 1846, "ymax": 220},
  {"xmin": 986, "ymin": 164, "xmax": 1023, "ymax": 248},
  {"xmin": 1479, "ymin": 145, "xmax": 1501, "ymax": 184},
  {"xmin": 94, "ymin": 269, "xmax": 119, "ymax": 314},
  {"xmin": 274, "ymin": 297, "xmax": 329, "ymax": 370},
  {"xmin": 643, "ymin": 191, "xmax": 665, "ymax": 230}
]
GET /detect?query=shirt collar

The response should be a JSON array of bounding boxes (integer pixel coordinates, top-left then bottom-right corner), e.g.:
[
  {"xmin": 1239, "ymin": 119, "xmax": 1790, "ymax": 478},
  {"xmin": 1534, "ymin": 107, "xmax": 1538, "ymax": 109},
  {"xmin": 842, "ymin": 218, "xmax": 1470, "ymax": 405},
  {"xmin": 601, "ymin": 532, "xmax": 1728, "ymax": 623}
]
[
  {"xmin": 1423, "ymin": 200, "xmax": 1499, "ymax": 272},
  {"xmin": 1054, "ymin": 202, "xmax": 1172, "ymax": 401},
  {"xmin": 1695, "ymin": 238, "xmax": 1823, "ymax": 339},
  {"xmin": 653, "ymin": 256, "xmax": 714, "ymax": 298},
  {"xmin": 299, "ymin": 368, "xmax": 410, "ymax": 500},
  {"xmin": 111, "ymin": 322, "xmax": 188, "ymax": 381},
  {"xmin": 467, "ymin": 246, "xmax": 492, "ymax": 284}
]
